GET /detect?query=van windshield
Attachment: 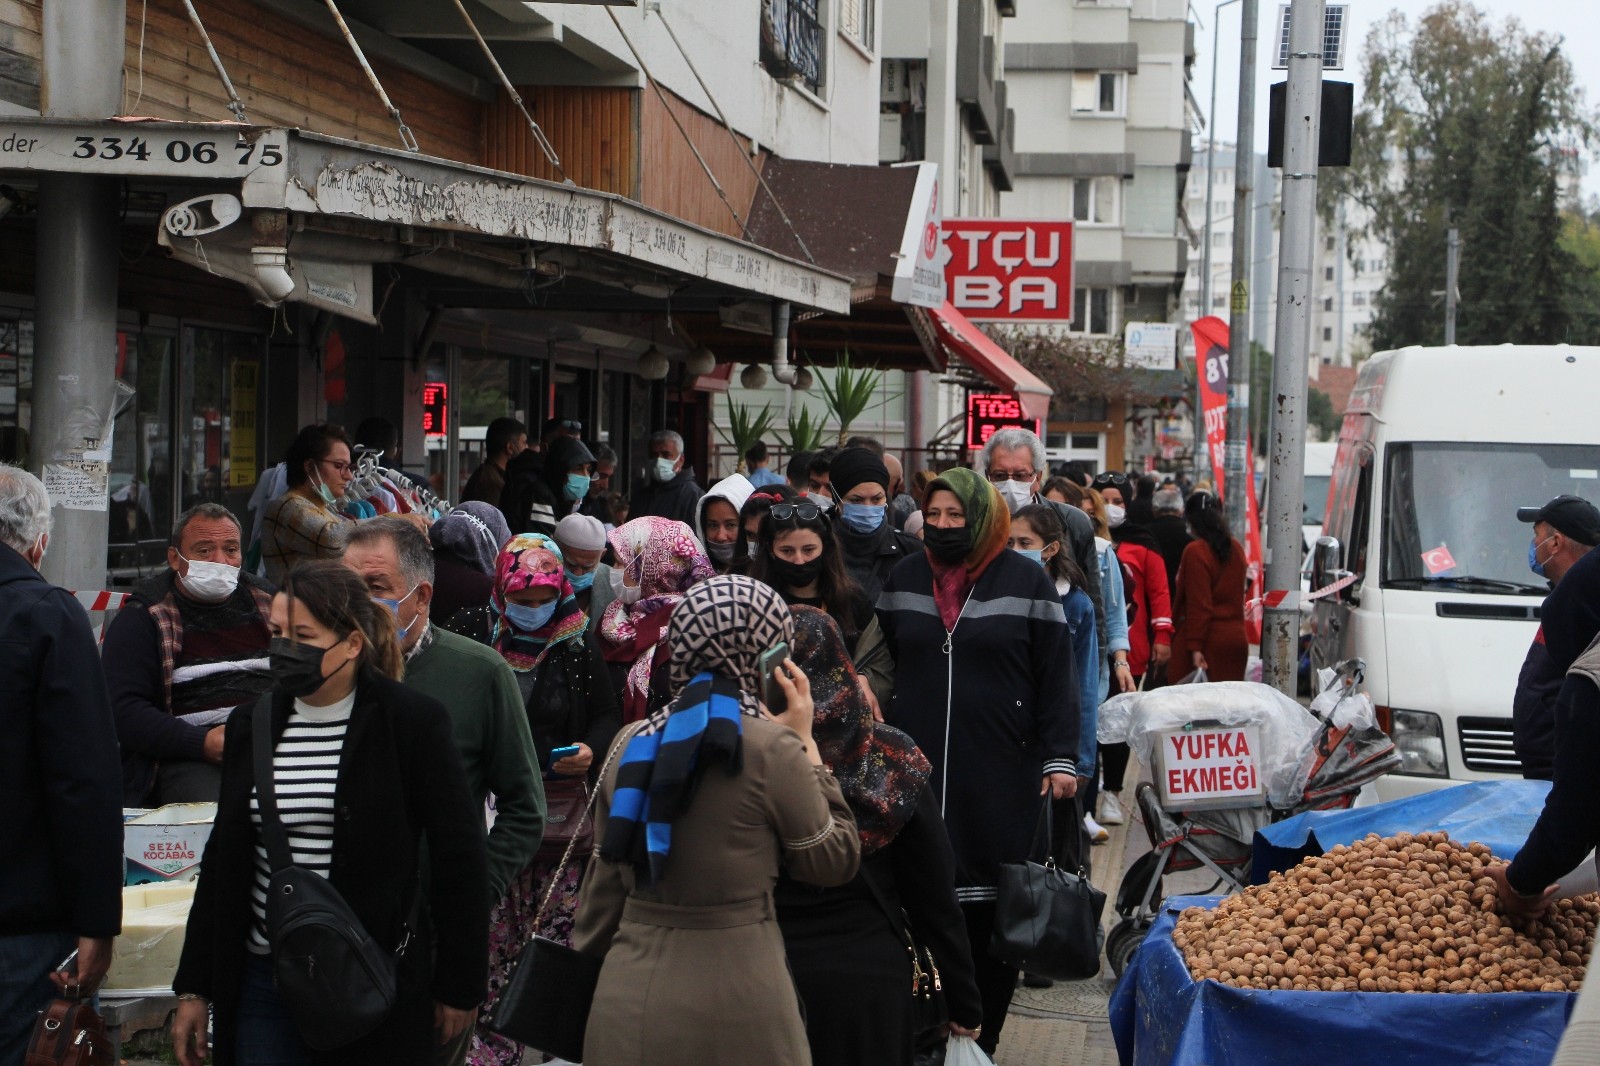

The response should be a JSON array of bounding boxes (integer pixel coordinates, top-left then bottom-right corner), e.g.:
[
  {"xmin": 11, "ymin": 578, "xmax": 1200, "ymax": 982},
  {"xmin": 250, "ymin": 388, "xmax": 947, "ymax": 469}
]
[
  {"xmin": 1383, "ymin": 442, "xmax": 1600, "ymax": 594},
  {"xmin": 1303, "ymin": 475, "xmax": 1330, "ymax": 527}
]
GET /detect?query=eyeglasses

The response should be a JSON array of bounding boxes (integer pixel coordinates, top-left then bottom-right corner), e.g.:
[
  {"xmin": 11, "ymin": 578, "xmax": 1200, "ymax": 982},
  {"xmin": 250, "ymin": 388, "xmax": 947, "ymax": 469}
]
[
  {"xmin": 769, "ymin": 503, "xmax": 826, "ymax": 524},
  {"xmin": 317, "ymin": 458, "xmax": 352, "ymax": 475},
  {"xmin": 987, "ymin": 470, "xmax": 1035, "ymax": 483}
]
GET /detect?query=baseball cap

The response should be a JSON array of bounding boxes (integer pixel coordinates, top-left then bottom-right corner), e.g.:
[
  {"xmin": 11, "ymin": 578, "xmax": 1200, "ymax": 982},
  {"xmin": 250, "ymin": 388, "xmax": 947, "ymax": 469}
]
[{"xmin": 1516, "ymin": 495, "xmax": 1600, "ymax": 546}]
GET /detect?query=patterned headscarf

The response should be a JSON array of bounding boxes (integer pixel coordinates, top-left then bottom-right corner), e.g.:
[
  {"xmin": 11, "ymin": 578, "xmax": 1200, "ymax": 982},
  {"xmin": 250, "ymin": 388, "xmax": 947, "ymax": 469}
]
[
  {"xmin": 430, "ymin": 501, "xmax": 511, "ymax": 575},
  {"xmin": 599, "ymin": 517, "xmax": 715, "ymax": 713},
  {"xmin": 600, "ymin": 576, "xmax": 795, "ymax": 884},
  {"xmin": 925, "ymin": 467, "xmax": 1011, "ymax": 628},
  {"xmin": 491, "ymin": 533, "xmax": 586, "ymax": 673},
  {"xmin": 790, "ymin": 606, "xmax": 930, "ymax": 854}
]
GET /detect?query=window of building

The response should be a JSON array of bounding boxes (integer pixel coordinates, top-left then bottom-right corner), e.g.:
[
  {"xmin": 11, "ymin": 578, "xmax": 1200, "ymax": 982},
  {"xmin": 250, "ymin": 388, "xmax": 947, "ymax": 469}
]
[
  {"xmin": 1186, "ymin": 295, "xmax": 1199, "ymax": 311},
  {"xmin": 840, "ymin": 0, "xmax": 874, "ymax": 50},
  {"xmin": 1324, "ymin": 296, "xmax": 1334, "ymax": 311},
  {"xmin": 1323, "ymin": 327, "xmax": 1334, "ymax": 341},
  {"xmin": 1126, "ymin": 165, "xmax": 1175, "ymax": 235},
  {"xmin": 1071, "ymin": 287, "xmax": 1113, "ymax": 334},
  {"xmin": 760, "ymin": 0, "xmax": 826, "ymax": 93},
  {"xmin": 1325, "ymin": 235, "xmax": 1336, "ymax": 251},
  {"xmin": 1352, "ymin": 291, "xmax": 1367, "ymax": 307},
  {"xmin": 1212, "ymin": 294, "xmax": 1225, "ymax": 309},
  {"xmin": 1072, "ymin": 71, "xmax": 1125, "ymax": 116},
  {"xmin": 1072, "ymin": 176, "xmax": 1120, "ymax": 225},
  {"xmin": 1324, "ymin": 265, "xmax": 1334, "ymax": 281}
]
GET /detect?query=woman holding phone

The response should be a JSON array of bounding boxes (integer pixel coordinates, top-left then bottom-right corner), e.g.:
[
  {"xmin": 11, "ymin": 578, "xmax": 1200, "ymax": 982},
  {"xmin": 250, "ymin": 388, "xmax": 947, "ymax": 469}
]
[
  {"xmin": 573, "ymin": 576, "xmax": 861, "ymax": 1066},
  {"xmin": 461, "ymin": 532, "xmax": 621, "ymax": 1066}
]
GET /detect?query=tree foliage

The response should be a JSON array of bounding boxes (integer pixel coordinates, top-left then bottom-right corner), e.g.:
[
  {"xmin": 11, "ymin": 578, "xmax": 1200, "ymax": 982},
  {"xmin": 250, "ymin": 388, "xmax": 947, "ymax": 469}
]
[{"xmin": 1324, "ymin": 1, "xmax": 1598, "ymax": 348}]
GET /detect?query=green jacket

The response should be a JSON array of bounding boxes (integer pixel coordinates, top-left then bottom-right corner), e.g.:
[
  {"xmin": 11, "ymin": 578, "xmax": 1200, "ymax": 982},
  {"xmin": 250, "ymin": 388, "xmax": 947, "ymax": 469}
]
[{"xmin": 406, "ymin": 626, "xmax": 545, "ymax": 898}]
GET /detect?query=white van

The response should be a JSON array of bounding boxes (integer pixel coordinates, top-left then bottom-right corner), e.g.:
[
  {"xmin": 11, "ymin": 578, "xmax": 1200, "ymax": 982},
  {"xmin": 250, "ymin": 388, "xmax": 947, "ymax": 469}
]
[
  {"xmin": 1308, "ymin": 345, "xmax": 1600, "ymax": 799},
  {"xmin": 1302, "ymin": 442, "xmax": 1337, "ymax": 555}
]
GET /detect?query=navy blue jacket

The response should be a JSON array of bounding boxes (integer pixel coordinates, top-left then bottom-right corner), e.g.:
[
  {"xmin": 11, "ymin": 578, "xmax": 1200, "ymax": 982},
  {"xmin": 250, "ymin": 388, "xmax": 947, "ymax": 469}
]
[
  {"xmin": 1512, "ymin": 632, "xmax": 1560, "ymax": 780},
  {"xmin": 0, "ymin": 542, "xmax": 124, "ymax": 939}
]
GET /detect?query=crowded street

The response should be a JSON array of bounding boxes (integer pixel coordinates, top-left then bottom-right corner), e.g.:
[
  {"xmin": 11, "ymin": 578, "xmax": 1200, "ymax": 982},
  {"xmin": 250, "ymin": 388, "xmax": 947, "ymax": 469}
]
[{"xmin": 5, "ymin": 1, "xmax": 1600, "ymax": 1065}]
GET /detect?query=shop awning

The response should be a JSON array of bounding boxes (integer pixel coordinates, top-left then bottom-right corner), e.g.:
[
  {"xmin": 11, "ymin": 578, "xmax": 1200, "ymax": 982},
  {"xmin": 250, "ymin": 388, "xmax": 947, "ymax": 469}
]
[{"xmin": 924, "ymin": 301, "xmax": 1053, "ymax": 421}]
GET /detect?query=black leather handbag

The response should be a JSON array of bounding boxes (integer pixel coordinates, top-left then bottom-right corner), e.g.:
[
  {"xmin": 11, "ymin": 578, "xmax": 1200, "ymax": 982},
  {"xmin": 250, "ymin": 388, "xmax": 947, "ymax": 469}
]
[
  {"xmin": 484, "ymin": 740, "xmax": 622, "ymax": 1061},
  {"xmin": 989, "ymin": 797, "xmax": 1106, "ymax": 981},
  {"xmin": 252, "ymin": 698, "xmax": 402, "ymax": 1051},
  {"xmin": 859, "ymin": 863, "xmax": 948, "ymax": 1051}
]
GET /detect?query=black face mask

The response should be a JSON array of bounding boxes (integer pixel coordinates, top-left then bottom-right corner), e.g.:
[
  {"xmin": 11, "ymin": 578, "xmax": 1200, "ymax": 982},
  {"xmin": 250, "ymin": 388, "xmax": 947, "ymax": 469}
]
[
  {"xmin": 771, "ymin": 555, "xmax": 825, "ymax": 589},
  {"xmin": 269, "ymin": 636, "xmax": 337, "ymax": 698},
  {"xmin": 922, "ymin": 525, "xmax": 971, "ymax": 563}
]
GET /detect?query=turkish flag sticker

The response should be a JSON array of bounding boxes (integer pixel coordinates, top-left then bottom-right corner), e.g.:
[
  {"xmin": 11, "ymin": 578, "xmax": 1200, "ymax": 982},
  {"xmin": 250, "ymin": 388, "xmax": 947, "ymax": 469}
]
[{"xmin": 1421, "ymin": 545, "xmax": 1458, "ymax": 576}]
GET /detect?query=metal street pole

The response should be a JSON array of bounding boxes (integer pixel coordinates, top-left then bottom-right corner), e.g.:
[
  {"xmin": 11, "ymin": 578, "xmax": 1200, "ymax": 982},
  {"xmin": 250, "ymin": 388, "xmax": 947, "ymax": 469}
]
[
  {"xmin": 1260, "ymin": 0, "xmax": 1326, "ymax": 694},
  {"xmin": 32, "ymin": 1, "xmax": 125, "ymax": 594},
  {"xmin": 1445, "ymin": 227, "xmax": 1460, "ymax": 344},
  {"xmin": 1198, "ymin": 0, "xmax": 1240, "ymax": 483},
  {"xmin": 1223, "ymin": 0, "xmax": 1260, "ymax": 539}
]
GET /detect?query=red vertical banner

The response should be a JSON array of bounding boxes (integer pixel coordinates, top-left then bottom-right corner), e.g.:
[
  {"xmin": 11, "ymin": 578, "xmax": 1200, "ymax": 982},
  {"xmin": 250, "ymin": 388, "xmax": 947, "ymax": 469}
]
[{"xmin": 1189, "ymin": 316, "xmax": 1264, "ymax": 644}]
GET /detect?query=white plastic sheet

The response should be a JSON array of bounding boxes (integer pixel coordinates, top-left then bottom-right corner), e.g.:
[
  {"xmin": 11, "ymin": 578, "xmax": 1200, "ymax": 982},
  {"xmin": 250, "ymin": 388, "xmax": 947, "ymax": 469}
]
[
  {"xmin": 1097, "ymin": 681, "xmax": 1321, "ymax": 807},
  {"xmin": 1310, "ymin": 667, "xmax": 1378, "ymax": 729}
]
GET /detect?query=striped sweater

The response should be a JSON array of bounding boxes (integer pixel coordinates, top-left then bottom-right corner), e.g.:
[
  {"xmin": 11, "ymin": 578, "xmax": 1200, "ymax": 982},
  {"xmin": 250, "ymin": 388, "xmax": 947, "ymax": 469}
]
[{"xmin": 877, "ymin": 548, "xmax": 1079, "ymax": 898}]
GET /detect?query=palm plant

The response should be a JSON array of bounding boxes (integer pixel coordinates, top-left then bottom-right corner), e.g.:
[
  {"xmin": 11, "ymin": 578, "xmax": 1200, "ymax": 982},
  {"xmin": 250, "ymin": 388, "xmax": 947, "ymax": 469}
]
[
  {"xmin": 714, "ymin": 398, "xmax": 776, "ymax": 474},
  {"xmin": 816, "ymin": 351, "xmax": 890, "ymax": 444},
  {"xmin": 784, "ymin": 404, "xmax": 828, "ymax": 455}
]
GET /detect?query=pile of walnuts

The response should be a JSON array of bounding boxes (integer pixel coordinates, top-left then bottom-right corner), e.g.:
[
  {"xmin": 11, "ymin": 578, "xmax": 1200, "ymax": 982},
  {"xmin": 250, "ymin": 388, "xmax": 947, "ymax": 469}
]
[{"xmin": 1173, "ymin": 832, "xmax": 1598, "ymax": 993}]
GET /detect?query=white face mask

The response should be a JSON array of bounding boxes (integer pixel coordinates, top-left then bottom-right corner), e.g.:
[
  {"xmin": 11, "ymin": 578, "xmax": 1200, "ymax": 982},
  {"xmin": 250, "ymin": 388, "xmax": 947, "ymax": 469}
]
[
  {"xmin": 610, "ymin": 564, "xmax": 644, "ymax": 605},
  {"xmin": 1105, "ymin": 504, "xmax": 1127, "ymax": 528},
  {"xmin": 996, "ymin": 479, "xmax": 1033, "ymax": 514},
  {"xmin": 653, "ymin": 457, "xmax": 678, "ymax": 483},
  {"xmin": 179, "ymin": 554, "xmax": 241, "ymax": 602}
]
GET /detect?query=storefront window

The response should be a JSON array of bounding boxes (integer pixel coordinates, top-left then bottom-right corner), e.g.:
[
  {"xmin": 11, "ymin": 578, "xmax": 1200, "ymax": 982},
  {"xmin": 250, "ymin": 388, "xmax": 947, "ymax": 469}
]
[
  {"xmin": 0, "ymin": 316, "xmax": 32, "ymax": 467},
  {"xmin": 454, "ymin": 351, "xmax": 520, "ymax": 497},
  {"xmin": 107, "ymin": 332, "xmax": 175, "ymax": 578},
  {"xmin": 181, "ymin": 326, "xmax": 265, "ymax": 531}
]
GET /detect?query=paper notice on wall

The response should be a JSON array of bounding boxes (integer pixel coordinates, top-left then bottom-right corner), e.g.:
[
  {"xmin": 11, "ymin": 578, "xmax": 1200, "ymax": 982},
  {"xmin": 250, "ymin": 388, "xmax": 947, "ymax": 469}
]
[{"xmin": 43, "ymin": 459, "xmax": 109, "ymax": 511}]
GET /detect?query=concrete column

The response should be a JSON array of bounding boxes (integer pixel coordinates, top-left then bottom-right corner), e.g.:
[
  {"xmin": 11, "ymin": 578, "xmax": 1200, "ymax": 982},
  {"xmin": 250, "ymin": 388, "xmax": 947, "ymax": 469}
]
[{"xmin": 32, "ymin": 1, "xmax": 126, "ymax": 592}]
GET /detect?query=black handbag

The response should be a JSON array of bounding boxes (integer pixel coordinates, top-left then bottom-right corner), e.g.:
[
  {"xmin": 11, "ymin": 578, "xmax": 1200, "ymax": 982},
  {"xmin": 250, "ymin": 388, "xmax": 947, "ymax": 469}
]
[
  {"xmin": 483, "ymin": 739, "xmax": 623, "ymax": 1060},
  {"xmin": 989, "ymin": 796, "xmax": 1106, "ymax": 981},
  {"xmin": 859, "ymin": 864, "xmax": 948, "ymax": 1050},
  {"xmin": 252, "ymin": 697, "xmax": 404, "ymax": 1051}
]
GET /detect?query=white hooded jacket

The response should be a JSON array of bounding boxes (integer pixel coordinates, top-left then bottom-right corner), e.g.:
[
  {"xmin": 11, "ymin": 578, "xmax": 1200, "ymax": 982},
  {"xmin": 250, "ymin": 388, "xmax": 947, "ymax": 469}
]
[{"xmin": 693, "ymin": 472, "xmax": 756, "ymax": 568}]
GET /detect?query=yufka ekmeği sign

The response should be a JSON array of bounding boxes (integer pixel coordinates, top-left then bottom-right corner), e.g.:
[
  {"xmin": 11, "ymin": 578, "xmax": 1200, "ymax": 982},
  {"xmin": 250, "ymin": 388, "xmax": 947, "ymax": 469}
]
[{"xmin": 941, "ymin": 219, "xmax": 1074, "ymax": 322}]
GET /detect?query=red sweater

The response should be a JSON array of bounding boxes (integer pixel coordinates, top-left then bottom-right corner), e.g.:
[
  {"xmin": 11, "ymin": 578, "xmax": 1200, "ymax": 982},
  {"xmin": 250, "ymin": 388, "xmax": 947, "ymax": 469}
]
[{"xmin": 1115, "ymin": 540, "xmax": 1173, "ymax": 677}]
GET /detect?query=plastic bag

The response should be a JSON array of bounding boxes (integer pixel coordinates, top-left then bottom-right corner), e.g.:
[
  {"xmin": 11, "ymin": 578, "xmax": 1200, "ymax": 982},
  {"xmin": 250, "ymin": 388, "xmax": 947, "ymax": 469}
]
[
  {"xmin": 945, "ymin": 1036, "xmax": 996, "ymax": 1066},
  {"xmin": 1309, "ymin": 667, "xmax": 1377, "ymax": 730},
  {"xmin": 1173, "ymin": 667, "xmax": 1208, "ymax": 686},
  {"xmin": 1096, "ymin": 681, "xmax": 1321, "ymax": 807}
]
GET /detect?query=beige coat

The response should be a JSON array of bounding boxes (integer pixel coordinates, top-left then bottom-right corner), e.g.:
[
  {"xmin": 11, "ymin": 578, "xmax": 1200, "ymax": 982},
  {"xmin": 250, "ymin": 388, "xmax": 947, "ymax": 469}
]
[{"xmin": 572, "ymin": 718, "xmax": 861, "ymax": 1066}]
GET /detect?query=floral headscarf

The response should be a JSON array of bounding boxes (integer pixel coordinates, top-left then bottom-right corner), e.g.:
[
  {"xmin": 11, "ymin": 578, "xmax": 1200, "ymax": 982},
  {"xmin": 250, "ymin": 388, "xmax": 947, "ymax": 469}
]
[
  {"xmin": 790, "ymin": 606, "xmax": 931, "ymax": 854},
  {"xmin": 491, "ymin": 533, "xmax": 586, "ymax": 673},
  {"xmin": 599, "ymin": 517, "xmax": 715, "ymax": 715}
]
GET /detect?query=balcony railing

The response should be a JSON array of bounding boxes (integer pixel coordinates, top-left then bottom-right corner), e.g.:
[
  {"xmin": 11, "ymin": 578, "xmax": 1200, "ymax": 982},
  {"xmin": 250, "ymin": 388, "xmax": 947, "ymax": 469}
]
[{"xmin": 760, "ymin": 0, "xmax": 825, "ymax": 93}]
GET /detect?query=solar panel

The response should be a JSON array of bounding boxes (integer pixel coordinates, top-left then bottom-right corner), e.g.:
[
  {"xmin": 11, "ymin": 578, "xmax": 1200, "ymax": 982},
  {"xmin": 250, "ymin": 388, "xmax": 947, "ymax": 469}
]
[{"xmin": 1273, "ymin": 3, "xmax": 1347, "ymax": 70}]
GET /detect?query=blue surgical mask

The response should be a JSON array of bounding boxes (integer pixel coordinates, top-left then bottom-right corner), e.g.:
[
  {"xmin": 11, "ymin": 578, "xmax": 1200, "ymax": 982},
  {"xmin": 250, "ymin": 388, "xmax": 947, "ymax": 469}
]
[
  {"xmin": 1530, "ymin": 535, "xmax": 1554, "ymax": 577},
  {"xmin": 314, "ymin": 475, "xmax": 340, "ymax": 507},
  {"xmin": 504, "ymin": 600, "xmax": 558, "ymax": 632},
  {"xmin": 840, "ymin": 502, "xmax": 886, "ymax": 534},
  {"xmin": 373, "ymin": 585, "xmax": 419, "ymax": 642},
  {"xmin": 566, "ymin": 568, "xmax": 596, "ymax": 592},
  {"xmin": 563, "ymin": 472, "xmax": 591, "ymax": 502},
  {"xmin": 1016, "ymin": 548, "xmax": 1044, "ymax": 567}
]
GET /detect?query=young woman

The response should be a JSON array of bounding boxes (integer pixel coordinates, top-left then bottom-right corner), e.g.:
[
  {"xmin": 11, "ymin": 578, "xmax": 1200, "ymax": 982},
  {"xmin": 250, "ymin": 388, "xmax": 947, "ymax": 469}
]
[
  {"xmin": 1068, "ymin": 487, "xmax": 1133, "ymax": 843},
  {"xmin": 172, "ymin": 561, "xmax": 487, "ymax": 1066},
  {"xmin": 693, "ymin": 473, "xmax": 754, "ymax": 573},
  {"xmin": 735, "ymin": 485, "xmax": 797, "ymax": 568},
  {"xmin": 573, "ymin": 576, "xmax": 861, "ymax": 1066},
  {"xmin": 596, "ymin": 517, "xmax": 715, "ymax": 721},
  {"xmin": 1089, "ymin": 472, "xmax": 1172, "ymax": 827},
  {"xmin": 875, "ymin": 469, "xmax": 1079, "ymax": 1056},
  {"xmin": 1173, "ymin": 490, "xmax": 1249, "ymax": 681},
  {"xmin": 748, "ymin": 498, "xmax": 873, "ymax": 650},
  {"xmin": 776, "ymin": 607, "xmax": 981, "ymax": 1066},
  {"xmin": 469, "ymin": 533, "xmax": 621, "ymax": 1066}
]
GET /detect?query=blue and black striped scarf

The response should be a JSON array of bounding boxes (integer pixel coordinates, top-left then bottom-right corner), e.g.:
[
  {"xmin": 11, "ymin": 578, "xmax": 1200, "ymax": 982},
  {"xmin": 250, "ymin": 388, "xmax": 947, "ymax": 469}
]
[{"xmin": 599, "ymin": 671, "xmax": 750, "ymax": 884}]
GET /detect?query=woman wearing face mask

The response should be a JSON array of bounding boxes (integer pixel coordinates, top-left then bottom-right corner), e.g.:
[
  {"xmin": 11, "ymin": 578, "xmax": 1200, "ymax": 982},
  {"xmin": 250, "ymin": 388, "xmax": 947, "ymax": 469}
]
[
  {"xmin": 260, "ymin": 423, "xmax": 430, "ymax": 585},
  {"xmin": 428, "ymin": 502, "xmax": 513, "ymax": 634},
  {"xmin": 875, "ymin": 469, "xmax": 1079, "ymax": 1057},
  {"xmin": 597, "ymin": 517, "xmax": 716, "ymax": 722},
  {"xmin": 748, "ymin": 499, "xmax": 873, "ymax": 651},
  {"xmin": 693, "ymin": 472, "xmax": 755, "ymax": 574},
  {"xmin": 1077, "ymin": 487, "xmax": 1135, "ymax": 707},
  {"xmin": 733, "ymin": 485, "xmax": 796, "ymax": 570},
  {"xmin": 466, "ymin": 533, "xmax": 620, "ymax": 1066},
  {"xmin": 775, "ymin": 607, "xmax": 982, "ymax": 1066},
  {"xmin": 171, "ymin": 561, "xmax": 488, "ymax": 1066},
  {"xmin": 1172, "ymin": 490, "xmax": 1249, "ymax": 682},
  {"xmin": 499, "ymin": 436, "xmax": 598, "ymax": 537}
]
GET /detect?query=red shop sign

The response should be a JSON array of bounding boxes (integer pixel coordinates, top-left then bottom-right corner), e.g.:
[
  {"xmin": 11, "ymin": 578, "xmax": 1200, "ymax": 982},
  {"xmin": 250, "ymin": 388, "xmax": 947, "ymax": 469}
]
[
  {"xmin": 941, "ymin": 219, "xmax": 1074, "ymax": 322},
  {"xmin": 965, "ymin": 393, "xmax": 1040, "ymax": 450}
]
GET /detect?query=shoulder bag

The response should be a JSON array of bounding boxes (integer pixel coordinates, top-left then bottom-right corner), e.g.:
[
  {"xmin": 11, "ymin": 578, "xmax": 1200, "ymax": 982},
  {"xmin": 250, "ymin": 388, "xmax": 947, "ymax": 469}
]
[
  {"xmin": 25, "ymin": 999, "xmax": 112, "ymax": 1066},
  {"xmin": 483, "ymin": 736, "xmax": 626, "ymax": 1061},
  {"xmin": 858, "ymin": 863, "xmax": 949, "ymax": 1061},
  {"xmin": 989, "ymin": 796, "xmax": 1107, "ymax": 981},
  {"xmin": 252, "ymin": 696, "xmax": 406, "ymax": 1051}
]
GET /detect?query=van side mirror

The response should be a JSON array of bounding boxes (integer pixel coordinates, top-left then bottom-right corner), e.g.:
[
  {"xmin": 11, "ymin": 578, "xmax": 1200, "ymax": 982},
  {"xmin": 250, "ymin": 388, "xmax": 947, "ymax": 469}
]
[{"xmin": 1311, "ymin": 536, "xmax": 1347, "ymax": 598}]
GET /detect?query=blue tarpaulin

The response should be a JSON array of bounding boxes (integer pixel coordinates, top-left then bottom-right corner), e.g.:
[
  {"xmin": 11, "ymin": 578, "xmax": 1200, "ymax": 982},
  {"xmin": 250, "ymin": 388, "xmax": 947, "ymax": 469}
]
[
  {"xmin": 1109, "ymin": 895, "xmax": 1576, "ymax": 1066},
  {"xmin": 1250, "ymin": 779, "xmax": 1552, "ymax": 884}
]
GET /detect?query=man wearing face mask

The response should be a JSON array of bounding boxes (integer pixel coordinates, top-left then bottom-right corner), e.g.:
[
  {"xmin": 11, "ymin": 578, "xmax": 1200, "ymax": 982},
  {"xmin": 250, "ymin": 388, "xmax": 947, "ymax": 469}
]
[
  {"xmin": 1512, "ymin": 495, "xmax": 1600, "ymax": 780},
  {"xmin": 693, "ymin": 471, "xmax": 755, "ymax": 574},
  {"xmin": 554, "ymin": 513, "xmax": 615, "ymax": 618},
  {"xmin": 103, "ymin": 504, "xmax": 277, "ymax": 806},
  {"xmin": 980, "ymin": 428, "xmax": 1105, "ymax": 648},
  {"xmin": 631, "ymin": 429, "xmax": 704, "ymax": 528},
  {"xmin": 500, "ymin": 434, "xmax": 598, "ymax": 536}
]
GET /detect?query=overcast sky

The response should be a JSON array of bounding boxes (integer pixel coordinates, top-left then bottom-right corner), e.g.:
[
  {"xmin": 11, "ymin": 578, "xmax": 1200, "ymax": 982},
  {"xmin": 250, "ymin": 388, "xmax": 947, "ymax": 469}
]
[{"xmin": 1194, "ymin": 0, "xmax": 1600, "ymax": 196}]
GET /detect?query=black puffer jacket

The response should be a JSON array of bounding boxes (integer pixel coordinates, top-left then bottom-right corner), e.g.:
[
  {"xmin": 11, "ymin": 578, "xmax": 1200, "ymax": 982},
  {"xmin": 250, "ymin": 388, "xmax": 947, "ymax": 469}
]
[{"xmin": 501, "ymin": 437, "xmax": 596, "ymax": 536}]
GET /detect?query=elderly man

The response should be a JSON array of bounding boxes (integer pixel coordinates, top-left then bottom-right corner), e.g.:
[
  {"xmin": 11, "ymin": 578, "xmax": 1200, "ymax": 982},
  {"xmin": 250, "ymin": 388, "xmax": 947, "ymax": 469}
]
[
  {"xmin": 1512, "ymin": 495, "xmax": 1600, "ymax": 780},
  {"xmin": 341, "ymin": 517, "xmax": 544, "ymax": 1066},
  {"xmin": 102, "ymin": 503, "xmax": 276, "ymax": 807},
  {"xmin": 630, "ymin": 429, "xmax": 703, "ymax": 527},
  {"xmin": 0, "ymin": 465, "xmax": 123, "ymax": 1057},
  {"xmin": 980, "ymin": 428, "xmax": 1105, "ymax": 641},
  {"xmin": 554, "ymin": 513, "xmax": 614, "ymax": 619}
]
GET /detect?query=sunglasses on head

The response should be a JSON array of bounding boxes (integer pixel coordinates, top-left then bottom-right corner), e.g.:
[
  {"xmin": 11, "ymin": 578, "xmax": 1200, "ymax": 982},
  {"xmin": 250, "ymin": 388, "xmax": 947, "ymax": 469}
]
[
  {"xmin": 1094, "ymin": 472, "xmax": 1129, "ymax": 487},
  {"xmin": 769, "ymin": 503, "xmax": 826, "ymax": 524}
]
